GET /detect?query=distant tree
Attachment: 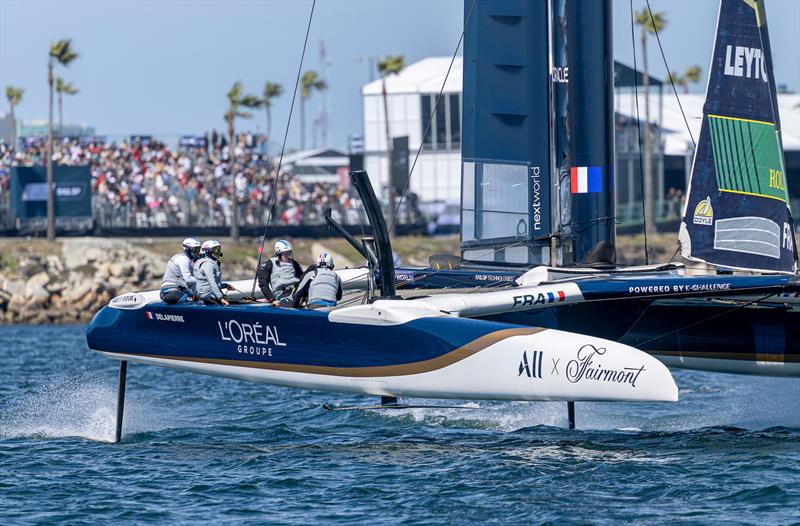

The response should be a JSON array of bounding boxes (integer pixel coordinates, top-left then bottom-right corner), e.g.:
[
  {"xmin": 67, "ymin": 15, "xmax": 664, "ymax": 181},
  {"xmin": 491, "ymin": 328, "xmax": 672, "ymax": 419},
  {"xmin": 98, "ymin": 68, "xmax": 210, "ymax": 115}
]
[
  {"xmin": 377, "ymin": 54, "xmax": 405, "ymax": 233},
  {"xmin": 634, "ymin": 8, "xmax": 667, "ymax": 236},
  {"xmin": 4, "ymin": 86, "xmax": 24, "ymax": 144},
  {"xmin": 683, "ymin": 65, "xmax": 702, "ymax": 93},
  {"xmin": 55, "ymin": 78, "xmax": 78, "ymax": 136},
  {"xmin": 377, "ymin": 55, "xmax": 405, "ymax": 152},
  {"xmin": 224, "ymin": 81, "xmax": 260, "ymax": 241},
  {"xmin": 224, "ymin": 81, "xmax": 261, "ymax": 149},
  {"xmin": 47, "ymin": 39, "xmax": 79, "ymax": 241},
  {"xmin": 667, "ymin": 71, "xmax": 687, "ymax": 92},
  {"xmin": 261, "ymin": 82, "xmax": 283, "ymax": 154},
  {"xmin": 300, "ymin": 70, "xmax": 326, "ymax": 150}
]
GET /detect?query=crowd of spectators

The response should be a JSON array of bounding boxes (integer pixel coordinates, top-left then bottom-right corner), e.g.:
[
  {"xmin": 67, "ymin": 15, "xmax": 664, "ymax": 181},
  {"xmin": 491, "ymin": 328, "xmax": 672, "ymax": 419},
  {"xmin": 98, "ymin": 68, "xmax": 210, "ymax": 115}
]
[{"xmin": 0, "ymin": 135, "xmax": 367, "ymax": 228}]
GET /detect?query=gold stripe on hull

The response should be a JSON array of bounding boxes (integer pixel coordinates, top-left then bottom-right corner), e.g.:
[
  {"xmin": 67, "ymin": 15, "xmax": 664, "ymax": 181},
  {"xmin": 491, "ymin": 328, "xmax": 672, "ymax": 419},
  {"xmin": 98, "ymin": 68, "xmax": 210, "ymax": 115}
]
[{"xmin": 99, "ymin": 327, "xmax": 546, "ymax": 377}]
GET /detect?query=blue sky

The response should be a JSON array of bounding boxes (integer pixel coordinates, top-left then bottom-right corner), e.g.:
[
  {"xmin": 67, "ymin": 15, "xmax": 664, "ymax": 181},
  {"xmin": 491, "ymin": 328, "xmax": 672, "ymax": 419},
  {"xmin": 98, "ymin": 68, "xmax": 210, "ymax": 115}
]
[{"xmin": 1, "ymin": 0, "xmax": 798, "ymax": 150}]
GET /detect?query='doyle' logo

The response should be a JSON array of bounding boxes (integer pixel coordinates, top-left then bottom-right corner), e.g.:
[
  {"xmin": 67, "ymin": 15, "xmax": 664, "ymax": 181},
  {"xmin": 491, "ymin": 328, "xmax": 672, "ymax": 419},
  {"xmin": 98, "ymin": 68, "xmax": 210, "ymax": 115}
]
[{"xmin": 692, "ymin": 197, "xmax": 713, "ymax": 226}]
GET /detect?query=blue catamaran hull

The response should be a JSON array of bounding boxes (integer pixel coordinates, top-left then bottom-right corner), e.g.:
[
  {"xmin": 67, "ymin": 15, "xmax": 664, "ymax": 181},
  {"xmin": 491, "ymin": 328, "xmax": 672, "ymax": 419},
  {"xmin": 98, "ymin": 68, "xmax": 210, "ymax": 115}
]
[
  {"xmin": 86, "ymin": 298, "xmax": 679, "ymax": 402},
  {"xmin": 394, "ymin": 266, "xmax": 800, "ymax": 375}
]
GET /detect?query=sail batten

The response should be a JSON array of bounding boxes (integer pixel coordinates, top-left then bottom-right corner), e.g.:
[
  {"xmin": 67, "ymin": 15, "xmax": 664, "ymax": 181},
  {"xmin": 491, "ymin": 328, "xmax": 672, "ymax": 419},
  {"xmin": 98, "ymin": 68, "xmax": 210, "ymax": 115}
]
[{"xmin": 679, "ymin": 0, "xmax": 797, "ymax": 274}]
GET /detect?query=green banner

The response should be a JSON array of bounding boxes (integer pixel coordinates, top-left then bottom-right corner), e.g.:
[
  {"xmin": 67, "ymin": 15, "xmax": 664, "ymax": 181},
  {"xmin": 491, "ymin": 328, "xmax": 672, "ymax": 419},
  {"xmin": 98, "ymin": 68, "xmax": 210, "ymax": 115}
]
[{"xmin": 708, "ymin": 114, "xmax": 787, "ymax": 202}]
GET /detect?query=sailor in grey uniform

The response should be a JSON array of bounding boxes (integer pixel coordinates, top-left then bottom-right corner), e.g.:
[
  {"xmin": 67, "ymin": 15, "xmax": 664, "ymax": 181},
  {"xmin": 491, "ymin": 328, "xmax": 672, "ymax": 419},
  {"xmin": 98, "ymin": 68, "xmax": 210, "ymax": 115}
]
[
  {"xmin": 160, "ymin": 238, "xmax": 201, "ymax": 304},
  {"xmin": 257, "ymin": 239, "xmax": 304, "ymax": 305},
  {"xmin": 194, "ymin": 240, "xmax": 237, "ymax": 305},
  {"xmin": 292, "ymin": 252, "xmax": 343, "ymax": 308}
]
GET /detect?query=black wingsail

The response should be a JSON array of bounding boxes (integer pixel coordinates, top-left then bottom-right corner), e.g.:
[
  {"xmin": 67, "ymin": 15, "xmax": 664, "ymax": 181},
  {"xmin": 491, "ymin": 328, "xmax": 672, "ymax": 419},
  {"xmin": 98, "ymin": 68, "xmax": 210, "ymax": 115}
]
[{"xmin": 679, "ymin": 0, "xmax": 797, "ymax": 273}]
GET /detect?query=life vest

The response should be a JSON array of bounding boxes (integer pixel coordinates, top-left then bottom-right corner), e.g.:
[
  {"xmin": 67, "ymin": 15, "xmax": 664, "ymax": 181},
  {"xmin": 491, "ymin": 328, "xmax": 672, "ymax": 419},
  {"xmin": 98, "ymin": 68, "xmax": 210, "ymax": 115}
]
[
  {"xmin": 161, "ymin": 253, "xmax": 196, "ymax": 292},
  {"xmin": 308, "ymin": 267, "xmax": 341, "ymax": 304},
  {"xmin": 194, "ymin": 257, "xmax": 223, "ymax": 300},
  {"xmin": 270, "ymin": 256, "xmax": 299, "ymax": 292}
]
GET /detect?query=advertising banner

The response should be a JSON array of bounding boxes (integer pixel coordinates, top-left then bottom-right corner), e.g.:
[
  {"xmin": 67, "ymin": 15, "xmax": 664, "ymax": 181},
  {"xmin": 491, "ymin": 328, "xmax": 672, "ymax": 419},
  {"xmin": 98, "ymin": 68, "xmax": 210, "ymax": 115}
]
[{"xmin": 10, "ymin": 165, "xmax": 92, "ymax": 230}]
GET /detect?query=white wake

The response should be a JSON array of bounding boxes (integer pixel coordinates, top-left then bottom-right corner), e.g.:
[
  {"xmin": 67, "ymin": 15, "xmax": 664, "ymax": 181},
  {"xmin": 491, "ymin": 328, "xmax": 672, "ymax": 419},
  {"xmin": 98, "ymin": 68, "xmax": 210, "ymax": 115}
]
[{"xmin": 0, "ymin": 373, "xmax": 170, "ymax": 442}]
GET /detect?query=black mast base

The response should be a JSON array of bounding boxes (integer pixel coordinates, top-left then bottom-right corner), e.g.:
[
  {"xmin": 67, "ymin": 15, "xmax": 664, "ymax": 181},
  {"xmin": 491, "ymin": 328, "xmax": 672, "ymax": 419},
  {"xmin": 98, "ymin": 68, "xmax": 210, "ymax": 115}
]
[
  {"xmin": 115, "ymin": 360, "xmax": 128, "ymax": 443},
  {"xmin": 567, "ymin": 401, "xmax": 576, "ymax": 430},
  {"xmin": 381, "ymin": 396, "xmax": 399, "ymax": 406}
]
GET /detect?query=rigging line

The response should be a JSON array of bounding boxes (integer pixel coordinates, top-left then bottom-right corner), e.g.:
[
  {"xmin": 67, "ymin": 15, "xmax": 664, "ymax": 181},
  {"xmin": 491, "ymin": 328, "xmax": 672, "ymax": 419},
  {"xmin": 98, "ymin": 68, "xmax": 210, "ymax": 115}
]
[
  {"xmin": 631, "ymin": 0, "xmax": 651, "ymax": 265},
  {"xmin": 251, "ymin": 0, "xmax": 317, "ymax": 297},
  {"xmin": 667, "ymin": 245, "xmax": 680, "ymax": 263},
  {"xmin": 572, "ymin": 216, "xmax": 619, "ymax": 233},
  {"xmin": 644, "ymin": 0, "xmax": 696, "ymax": 148},
  {"xmin": 388, "ymin": 0, "xmax": 477, "ymax": 234},
  {"xmin": 634, "ymin": 292, "xmax": 774, "ymax": 347}
]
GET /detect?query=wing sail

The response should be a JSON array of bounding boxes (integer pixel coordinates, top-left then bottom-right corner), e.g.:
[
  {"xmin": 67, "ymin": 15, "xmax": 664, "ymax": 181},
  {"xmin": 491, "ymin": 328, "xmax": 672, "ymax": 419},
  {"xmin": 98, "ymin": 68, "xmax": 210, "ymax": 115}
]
[{"xmin": 679, "ymin": 0, "xmax": 797, "ymax": 273}]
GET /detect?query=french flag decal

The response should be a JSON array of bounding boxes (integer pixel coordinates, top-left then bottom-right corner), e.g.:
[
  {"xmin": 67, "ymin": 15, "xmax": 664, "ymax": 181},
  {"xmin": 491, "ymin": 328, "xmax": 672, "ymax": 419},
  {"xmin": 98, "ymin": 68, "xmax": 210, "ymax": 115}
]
[
  {"xmin": 146, "ymin": 311, "xmax": 154, "ymax": 320},
  {"xmin": 546, "ymin": 291, "xmax": 567, "ymax": 303},
  {"xmin": 570, "ymin": 166, "xmax": 602, "ymax": 194}
]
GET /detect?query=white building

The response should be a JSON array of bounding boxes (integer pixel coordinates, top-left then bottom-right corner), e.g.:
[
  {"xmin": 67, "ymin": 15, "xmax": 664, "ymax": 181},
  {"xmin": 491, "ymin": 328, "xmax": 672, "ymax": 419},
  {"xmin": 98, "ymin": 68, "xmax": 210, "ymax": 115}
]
[{"xmin": 362, "ymin": 57, "xmax": 462, "ymax": 204}]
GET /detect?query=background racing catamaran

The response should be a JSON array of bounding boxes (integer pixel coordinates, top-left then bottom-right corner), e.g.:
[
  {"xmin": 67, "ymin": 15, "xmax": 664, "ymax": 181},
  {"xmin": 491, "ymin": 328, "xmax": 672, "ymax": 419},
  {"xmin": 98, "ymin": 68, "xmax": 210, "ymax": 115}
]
[
  {"xmin": 380, "ymin": 0, "xmax": 799, "ymax": 376},
  {"xmin": 87, "ymin": 0, "xmax": 798, "ymax": 442}
]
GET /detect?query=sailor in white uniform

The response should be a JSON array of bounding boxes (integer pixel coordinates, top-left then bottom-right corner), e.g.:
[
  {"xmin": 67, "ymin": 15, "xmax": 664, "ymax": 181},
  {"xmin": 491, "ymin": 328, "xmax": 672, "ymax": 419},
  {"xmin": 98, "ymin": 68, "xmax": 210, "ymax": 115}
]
[
  {"xmin": 160, "ymin": 238, "xmax": 201, "ymax": 304},
  {"xmin": 257, "ymin": 239, "xmax": 304, "ymax": 306},
  {"xmin": 194, "ymin": 240, "xmax": 238, "ymax": 305},
  {"xmin": 292, "ymin": 252, "xmax": 343, "ymax": 308}
]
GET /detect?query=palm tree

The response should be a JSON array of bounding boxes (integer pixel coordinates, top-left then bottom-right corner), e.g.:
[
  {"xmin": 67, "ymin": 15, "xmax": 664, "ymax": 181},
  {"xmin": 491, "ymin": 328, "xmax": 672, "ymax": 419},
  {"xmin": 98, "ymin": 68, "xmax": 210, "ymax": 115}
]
[
  {"xmin": 47, "ymin": 39, "xmax": 79, "ymax": 241},
  {"xmin": 224, "ymin": 81, "xmax": 261, "ymax": 148},
  {"xmin": 300, "ymin": 71, "xmax": 326, "ymax": 150},
  {"xmin": 223, "ymin": 81, "xmax": 260, "ymax": 241},
  {"xmin": 55, "ymin": 78, "xmax": 78, "ymax": 137},
  {"xmin": 261, "ymin": 82, "xmax": 283, "ymax": 155},
  {"xmin": 683, "ymin": 65, "xmax": 702, "ymax": 93},
  {"xmin": 4, "ymin": 86, "xmax": 24, "ymax": 145},
  {"xmin": 377, "ymin": 55, "xmax": 405, "ymax": 233},
  {"xmin": 634, "ymin": 9, "xmax": 666, "ymax": 235},
  {"xmin": 667, "ymin": 71, "xmax": 687, "ymax": 93}
]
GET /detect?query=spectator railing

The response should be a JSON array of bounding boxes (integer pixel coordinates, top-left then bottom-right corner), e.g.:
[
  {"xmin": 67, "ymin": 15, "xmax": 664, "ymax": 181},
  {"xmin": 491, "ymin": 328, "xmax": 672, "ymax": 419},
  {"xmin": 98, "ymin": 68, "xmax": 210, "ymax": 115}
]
[{"xmin": 91, "ymin": 193, "xmax": 420, "ymax": 229}]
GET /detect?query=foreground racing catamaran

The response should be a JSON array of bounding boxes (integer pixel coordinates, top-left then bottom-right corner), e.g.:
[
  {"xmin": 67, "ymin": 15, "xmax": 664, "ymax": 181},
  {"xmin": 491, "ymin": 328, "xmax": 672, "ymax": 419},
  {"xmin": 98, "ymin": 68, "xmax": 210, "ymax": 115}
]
[{"xmin": 87, "ymin": 0, "xmax": 798, "ymax": 442}]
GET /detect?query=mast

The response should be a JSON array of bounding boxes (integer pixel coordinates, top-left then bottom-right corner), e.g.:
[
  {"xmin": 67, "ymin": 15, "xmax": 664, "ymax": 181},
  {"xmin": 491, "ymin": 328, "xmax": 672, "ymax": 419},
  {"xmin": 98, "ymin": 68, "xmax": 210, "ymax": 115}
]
[
  {"xmin": 460, "ymin": 0, "xmax": 553, "ymax": 266},
  {"xmin": 460, "ymin": 0, "xmax": 615, "ymax": 267},
  {"xmin": 564, "ymin": 0, "xmax": 616, "ymax": 265}
]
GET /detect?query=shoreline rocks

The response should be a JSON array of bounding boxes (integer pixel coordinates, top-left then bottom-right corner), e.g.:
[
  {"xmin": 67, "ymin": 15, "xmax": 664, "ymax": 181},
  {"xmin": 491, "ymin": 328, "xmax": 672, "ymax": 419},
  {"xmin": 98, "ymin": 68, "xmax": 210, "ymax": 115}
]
[{"xmin": 0, "ymin": 239, "xmax": 253, "ymax": 325}]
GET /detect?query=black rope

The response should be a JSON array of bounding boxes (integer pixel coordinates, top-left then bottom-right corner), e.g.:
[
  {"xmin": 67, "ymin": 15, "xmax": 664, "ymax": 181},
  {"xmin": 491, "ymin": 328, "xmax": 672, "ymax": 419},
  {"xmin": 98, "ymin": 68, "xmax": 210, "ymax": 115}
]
[
  {"xmin": 667, "ymin": 245, "xmax": 680, "ymax": 263},
  {"xmin": 645, "ymin": 0, "xmax": 696, "ymax": 148},
  {"xmin": 635, "ymin": 293, "xmax": 773, "ymax": 347},
  {"xmin": 572, "ymin": 216, "xmax": 619, "ymax": 234},
  {"xmin": 389, "ymin": 0, "xmax": 477, "ymax": 234},
  {"xmin": 630, "ymin": 0, "xmax": 650, "ymax": 265},
  {"xmin": 251, "ymin": 0, "xmax": 317, "ymax": 296}
]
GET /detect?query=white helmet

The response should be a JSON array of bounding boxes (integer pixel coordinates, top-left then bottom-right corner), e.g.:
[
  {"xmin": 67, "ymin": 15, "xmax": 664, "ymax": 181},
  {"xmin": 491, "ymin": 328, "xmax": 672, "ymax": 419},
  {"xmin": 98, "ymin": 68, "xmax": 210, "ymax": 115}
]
[
  {"xmin": 182, "ymin": 237, "xmax": 201, "ymax": 260},
  {"xmin": 318, "ymin": 252, "xmax": 334, "ymax": 269},
  {"xmin": 201, "ymin": 239, "xmax": 223, "ymax": 259},
  {"xmin": 275, "ymin": 239, "xmax": 293, "ymax": 256}
]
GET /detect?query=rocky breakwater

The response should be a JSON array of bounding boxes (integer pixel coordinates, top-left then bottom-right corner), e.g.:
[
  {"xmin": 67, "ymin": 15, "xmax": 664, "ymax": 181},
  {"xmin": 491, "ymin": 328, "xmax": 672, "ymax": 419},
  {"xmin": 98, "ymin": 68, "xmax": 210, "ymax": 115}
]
[
  {"xmin": 0, "ymin": 238, "xmax": 355, "ymax": 324},
  {"xmin": 1, "ymin": 239, "xmax": 166, "ymax": 324}
]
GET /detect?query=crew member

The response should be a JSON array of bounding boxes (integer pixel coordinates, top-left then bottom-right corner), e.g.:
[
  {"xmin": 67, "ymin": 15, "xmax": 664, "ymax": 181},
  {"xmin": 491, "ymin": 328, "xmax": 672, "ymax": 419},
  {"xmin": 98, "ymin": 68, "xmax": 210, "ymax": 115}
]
[
  {"xmin": 292, "ymin": 252, "xmax": 343, "ymax": 309},
  {"xmin": 194, "ymin": 240, "xmax": 238, "ymax": 305},
  {"xmin": 257, "ymin": 239, "xmax": 303, "ymax": 306},
  {"xmin": 160, "ymin": 237, "xmax": 201, "ymax": 304}
]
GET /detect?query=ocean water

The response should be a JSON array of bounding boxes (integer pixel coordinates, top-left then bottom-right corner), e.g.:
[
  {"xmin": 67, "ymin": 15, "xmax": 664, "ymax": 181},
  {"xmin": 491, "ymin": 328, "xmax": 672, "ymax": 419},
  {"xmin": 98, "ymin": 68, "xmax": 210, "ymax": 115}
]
[{"xmin": 0, "ymin": 325, "xmax": 798, "ymax": 525}]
